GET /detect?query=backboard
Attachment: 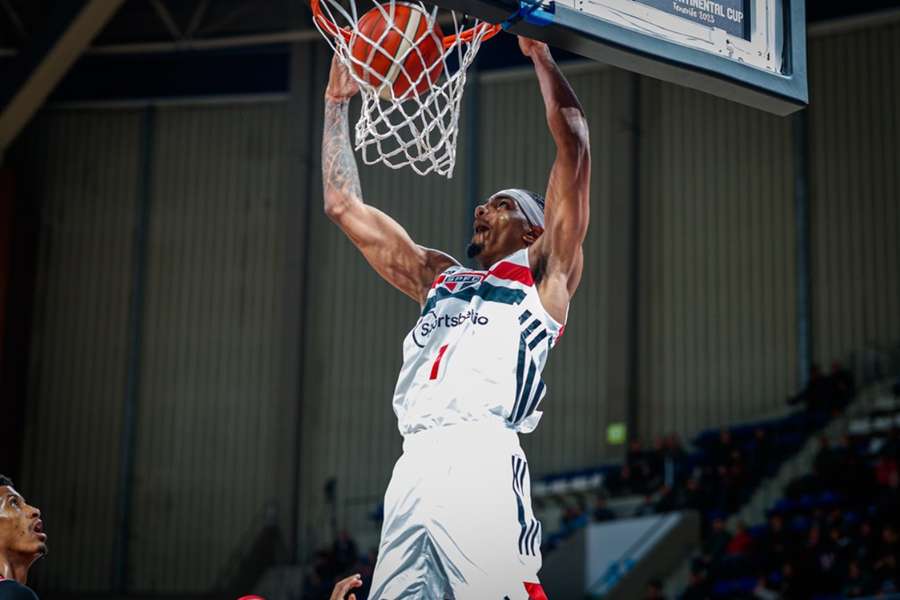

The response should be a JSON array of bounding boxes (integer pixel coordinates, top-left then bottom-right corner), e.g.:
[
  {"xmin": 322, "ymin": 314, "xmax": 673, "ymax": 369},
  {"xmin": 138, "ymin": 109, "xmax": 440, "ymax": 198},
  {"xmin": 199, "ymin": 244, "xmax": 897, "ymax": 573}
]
[{"xmin": 438, "ymin": 0, "xmax": 807, "ymax": 115}]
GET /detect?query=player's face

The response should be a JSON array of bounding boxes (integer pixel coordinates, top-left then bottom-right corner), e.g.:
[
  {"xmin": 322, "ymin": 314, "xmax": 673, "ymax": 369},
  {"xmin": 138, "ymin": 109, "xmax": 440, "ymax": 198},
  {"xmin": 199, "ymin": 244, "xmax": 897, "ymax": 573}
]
[
  {"xmin": 470, "ymin": 196, "xmax": 536, "ymax": 268},
  {"xmin": 0, "ymin": 486, "xmax": 48, "ymax": 561}
]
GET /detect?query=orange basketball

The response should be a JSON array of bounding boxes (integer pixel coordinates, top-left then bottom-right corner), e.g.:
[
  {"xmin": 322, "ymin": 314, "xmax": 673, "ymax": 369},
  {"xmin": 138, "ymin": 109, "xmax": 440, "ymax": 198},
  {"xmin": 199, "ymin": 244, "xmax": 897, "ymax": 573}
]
[{"xmin": 350, "ymin": 3, "xmax": 445, "ymax": 100}]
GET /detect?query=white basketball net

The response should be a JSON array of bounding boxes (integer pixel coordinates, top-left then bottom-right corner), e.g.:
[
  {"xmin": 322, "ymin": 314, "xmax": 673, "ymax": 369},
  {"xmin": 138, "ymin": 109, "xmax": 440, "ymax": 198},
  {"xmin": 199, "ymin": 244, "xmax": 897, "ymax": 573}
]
[{"xmin": 313, "ymin": 0, "xmax": 498, "ymax": 178}]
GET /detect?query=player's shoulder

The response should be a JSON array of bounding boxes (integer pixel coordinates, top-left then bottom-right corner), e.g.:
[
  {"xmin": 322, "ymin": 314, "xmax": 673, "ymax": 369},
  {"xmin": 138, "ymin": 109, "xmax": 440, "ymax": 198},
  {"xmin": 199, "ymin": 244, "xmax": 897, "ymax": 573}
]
[
  {"xmin": 421, "ymin": 246, "xmax": 461, "ymax": 274},
  {"xmin": 0, "ymin": 580, "xmax": 39, "ymax": 600}
]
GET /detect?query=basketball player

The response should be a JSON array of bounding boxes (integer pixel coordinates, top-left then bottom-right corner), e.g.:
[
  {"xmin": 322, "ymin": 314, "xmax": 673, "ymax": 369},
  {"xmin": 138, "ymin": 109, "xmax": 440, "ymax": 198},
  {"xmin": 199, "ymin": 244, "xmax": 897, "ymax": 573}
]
[
  {"xmin": 322, "ymin": 35, "xmax": 590, "ymax": 599},
  {"xmin": 0, "ymin": 475, "xmax": 46, "ymax": 600}
]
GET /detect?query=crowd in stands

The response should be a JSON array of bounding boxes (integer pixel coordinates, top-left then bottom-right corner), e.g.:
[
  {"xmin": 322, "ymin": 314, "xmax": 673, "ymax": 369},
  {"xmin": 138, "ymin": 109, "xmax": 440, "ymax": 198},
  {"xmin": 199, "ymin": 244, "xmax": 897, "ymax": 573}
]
[
  {"xmin": 679, "ymin": 376, "xmax": 900, "ymax": 600},
  {"xmin": 682, "ymin": 426, "xmax": 900, "ymax": 599},
  {"xmin": 553, "ymin": 364, "xmax": 856, "ymax": 541}
]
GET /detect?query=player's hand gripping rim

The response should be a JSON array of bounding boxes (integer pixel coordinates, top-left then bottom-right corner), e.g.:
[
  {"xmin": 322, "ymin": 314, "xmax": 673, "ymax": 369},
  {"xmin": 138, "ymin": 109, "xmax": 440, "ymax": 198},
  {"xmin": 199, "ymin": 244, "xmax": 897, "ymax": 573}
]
[
  {"xmin": 325, "ymin": 54, "xmax": 360, "ymax": 102},
  {"xmin": 518, "ymin": 35, "xmax": 550, "ymax": 59}
]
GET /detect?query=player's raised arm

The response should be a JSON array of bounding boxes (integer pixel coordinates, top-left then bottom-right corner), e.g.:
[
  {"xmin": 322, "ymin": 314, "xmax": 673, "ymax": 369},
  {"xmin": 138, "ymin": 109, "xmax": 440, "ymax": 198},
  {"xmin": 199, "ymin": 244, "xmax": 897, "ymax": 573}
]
[
  {"xmin": 520, "ymin": 37, "xmax": 591, "ymax": 321},
  {"xmin": 322, "ymin": 56, "xmax": 458, "ymax": 305}
]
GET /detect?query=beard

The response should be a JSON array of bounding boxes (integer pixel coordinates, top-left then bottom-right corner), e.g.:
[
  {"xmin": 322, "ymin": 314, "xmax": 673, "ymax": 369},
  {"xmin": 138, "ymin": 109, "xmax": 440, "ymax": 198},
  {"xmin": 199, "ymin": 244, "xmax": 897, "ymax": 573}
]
[{"xmin": 466, "ymin": 242, "xmax": 483, "ymax": 258}]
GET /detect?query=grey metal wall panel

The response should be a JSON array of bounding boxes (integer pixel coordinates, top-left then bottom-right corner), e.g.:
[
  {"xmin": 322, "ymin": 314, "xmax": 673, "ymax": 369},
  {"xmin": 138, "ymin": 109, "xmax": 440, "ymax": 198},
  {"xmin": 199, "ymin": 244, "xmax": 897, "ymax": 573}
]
[
  {"xmin": 130, "ymin": 102, "xmax": 301, "ymax": 592},
  {"xmin": 478, "ymin": 66, "xmax": 615, "ymax": 476},
  {"xmin": 12, "ymin": 110, "xmax": 142, "ymax": 591},
  {"xmin": 808, "ymin": 23, "xmax": 900, "ymax": 369},
  {"xmin": 637, "ymin": 80, "xmax": 798, "ymax": 443}
]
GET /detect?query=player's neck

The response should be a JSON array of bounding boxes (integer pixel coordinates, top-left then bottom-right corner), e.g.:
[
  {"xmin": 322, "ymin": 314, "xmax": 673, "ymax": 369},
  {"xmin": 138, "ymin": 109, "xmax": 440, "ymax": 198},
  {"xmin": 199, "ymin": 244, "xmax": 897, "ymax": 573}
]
[
  {"xmin": 477, "ymin": 246, "xmax": 524, "ymax": 270},
  {"xmin": 0, "ymin": 551, "xmax": 31, "ymax": 584}
]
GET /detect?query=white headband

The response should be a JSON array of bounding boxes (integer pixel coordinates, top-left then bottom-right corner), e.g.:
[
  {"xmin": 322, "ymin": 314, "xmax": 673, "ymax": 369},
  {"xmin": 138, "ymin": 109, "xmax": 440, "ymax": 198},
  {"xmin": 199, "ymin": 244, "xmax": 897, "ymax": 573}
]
[{"xmin": 489, "ymin": 188, "xmax": 545, "ymax": 229}]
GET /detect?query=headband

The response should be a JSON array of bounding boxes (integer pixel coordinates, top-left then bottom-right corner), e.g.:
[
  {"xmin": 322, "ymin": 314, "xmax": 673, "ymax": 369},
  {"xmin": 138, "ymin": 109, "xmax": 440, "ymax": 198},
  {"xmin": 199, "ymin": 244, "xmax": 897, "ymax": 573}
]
[{"xmin": 489, "ymin": 188, "xmax": 545, "ymax": 229}]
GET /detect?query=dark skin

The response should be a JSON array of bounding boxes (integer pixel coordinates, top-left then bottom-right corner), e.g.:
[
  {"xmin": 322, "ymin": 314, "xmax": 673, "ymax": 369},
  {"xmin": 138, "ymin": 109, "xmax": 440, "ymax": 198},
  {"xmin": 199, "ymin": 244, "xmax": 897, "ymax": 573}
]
[
  {"xmin": 322, "ymin": 36, "xmax": 590, "ymax": 323},
  {"xmin": 330, "ymin": 573, "xmax": 363, "ymax": 600},
  {"xmin": 0, "ymin": 486, "xmax": 47, "ymax": 584}
]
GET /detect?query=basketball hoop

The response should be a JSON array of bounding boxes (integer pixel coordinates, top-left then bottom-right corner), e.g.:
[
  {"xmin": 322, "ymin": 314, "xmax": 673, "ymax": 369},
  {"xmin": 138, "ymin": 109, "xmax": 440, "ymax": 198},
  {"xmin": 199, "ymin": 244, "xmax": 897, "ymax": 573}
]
[{"xmin": 312, "ymin": 0, "xmax": 501, "ymax": 178}]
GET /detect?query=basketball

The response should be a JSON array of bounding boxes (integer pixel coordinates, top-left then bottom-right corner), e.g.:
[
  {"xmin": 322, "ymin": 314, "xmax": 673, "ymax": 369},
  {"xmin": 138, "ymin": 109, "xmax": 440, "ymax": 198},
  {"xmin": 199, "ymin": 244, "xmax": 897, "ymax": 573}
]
[{"xmin": 349, "ymin": 2, "xmax": 445, "ymax": 100}]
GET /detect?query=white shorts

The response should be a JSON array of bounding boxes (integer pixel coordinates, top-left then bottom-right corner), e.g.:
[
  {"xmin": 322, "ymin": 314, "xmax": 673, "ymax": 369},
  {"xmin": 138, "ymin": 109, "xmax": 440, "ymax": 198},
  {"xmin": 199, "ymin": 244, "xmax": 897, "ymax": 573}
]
[{"xmin": 368, "ymin": 422, "xmax": 547, "ymax": 600}]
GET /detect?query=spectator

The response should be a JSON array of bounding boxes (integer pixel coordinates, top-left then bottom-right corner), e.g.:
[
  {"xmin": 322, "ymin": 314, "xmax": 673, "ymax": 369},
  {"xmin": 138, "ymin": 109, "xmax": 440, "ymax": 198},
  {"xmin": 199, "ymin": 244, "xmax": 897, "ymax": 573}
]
[
  {"xmin": 813, "ymin": 525, "xmax": 844, "ymax": 592},
  {"xmin": 663, "ymin": 434, "xmax": 688, "ymax": 486},
  {"xmin": 710, "ymin": 429, "xmax": 736, "ymax": 468},
  {"xmin": 813, "ymin": 435, "xmax": 841, "ymax": 483},
  {"xmin": 681, "ymin": 570, "xmax": 711, "ymax": 600},
  {"xmin": 608, "ymin": 465, "xmax": 643, "ymax": 496},
  {"xmin": 725, "ymin": 521, "xmax": 753, "ymax": 556},
  {"xmin": 634, "ymin": 494, "xmax": 656, "ymax": 517},
  {"xmin": 748, "ymin": 428, "xmax": 774, "ymax": 481},
  {"xmin": 854, "ymin": 520, "xmax": 879, "ymax": 566},
  {"xmin": 788, "ymin": 363, "xmax": 833, "ymax": 412},
  {"xmin": 876, "ymin": 474, "xmax": 900, "ymax": 525},
  {"xmin": 560, "ymin": 504, "xmax": 585, "ymax": 531},
  {"xmin": 829, "ymin": 361, "xmax": 855, "ymax": 404},
  {"xmin": 625, "ymin": 439, "xmax": 660, "ymax": 493},
  {"xmin": 626, "ymin": 439, "xmax": 646, "ymax": 472},
  {"xmin": 332, "ymin": 531, "xmax": 358, "ymax": 575},
  {"xmin": 647, "ymin": 437, "xmax": 666, "ymax": 482},
  {"xmin": 702, "ymin": 517, "xmax": 731, "ymax": 558},
  {"xmin": 756, "ymin": 513, "xmax": 789, "ymax": 573},
  {"xmin": 654, "ymin": 485, "xmax": 677, "ymax": 514},
  {"xmin": 883, "ymin": 428, "xmax": 900, "ymax": 461},
  {"xmin": 0, "ymin": 475, "xmax": 45, "ymax": 600},
  {"xmin": 680, "ymin": 477, "xmax": 706, "ymax": 513},
  {"xmin": 778, "ymin": 561, "xmax": 812, "ymax": 599},
  {"xmin": 752, "ymin": 575, "xmax": 778, "ymax": 600},
  {"xmin": 872, "ymin": 550, "xmax": 898, "ymax": 594},
  {"xmin": 874, "ymin": 454, "xmax": 899, "ymax": 488},
  {"xmin": 843, "ymin": 559, "xmax": 875, "ymax": 598},
  {"xmin": 644, "ymin": 578, "xmax": 665, "ymax": 600},
  {"xmin": 592, "ymin": 496, "xmax": 616, "ymax": 523}
]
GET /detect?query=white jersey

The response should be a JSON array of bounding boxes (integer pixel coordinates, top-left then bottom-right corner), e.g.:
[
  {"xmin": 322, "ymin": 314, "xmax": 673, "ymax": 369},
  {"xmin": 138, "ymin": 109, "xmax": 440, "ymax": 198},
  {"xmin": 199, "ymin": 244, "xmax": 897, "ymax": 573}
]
[{"xmin": 392, "ymin": 247, "xmax": 565, "ymax": 436}]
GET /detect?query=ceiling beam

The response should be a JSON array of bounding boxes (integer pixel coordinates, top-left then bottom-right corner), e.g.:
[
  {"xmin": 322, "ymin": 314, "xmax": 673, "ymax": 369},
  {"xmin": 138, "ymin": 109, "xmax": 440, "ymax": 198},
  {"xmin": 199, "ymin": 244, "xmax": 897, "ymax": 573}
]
[
  {"xmin": 150, "ymin": 0, "xmax": 183, "ymax": 42},
  {"xmin": 0, "ymin": 0, "xmax": 124, "ymax": 155},
  {"xmin": 185, "ymin": 0, "xmax": 210, "ymax": 39},
  {"xmin": 0, "ymin": 0, "xmax": 27, "ymax": 42}
]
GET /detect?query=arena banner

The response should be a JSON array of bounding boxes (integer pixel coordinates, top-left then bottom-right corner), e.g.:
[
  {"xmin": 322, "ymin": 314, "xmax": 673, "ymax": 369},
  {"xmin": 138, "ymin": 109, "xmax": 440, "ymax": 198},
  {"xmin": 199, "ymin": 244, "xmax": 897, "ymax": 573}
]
[{"xmin": 634, "ymin": 0, "xmax": 750, "ymax": 40}]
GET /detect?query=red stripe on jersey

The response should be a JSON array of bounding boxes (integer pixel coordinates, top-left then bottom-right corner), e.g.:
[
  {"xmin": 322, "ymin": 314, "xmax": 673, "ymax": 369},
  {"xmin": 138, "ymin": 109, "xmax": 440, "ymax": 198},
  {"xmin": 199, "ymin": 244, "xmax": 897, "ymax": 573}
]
[
  {"xmin": 554, "ymin": 325, "xmax": 566, "ymax": 345},
  {"xmin": 431, "ymin": 274, "xmax": 446, "ymax": 289},
  {"xmin": 524, "ymin": 582, "xmax": 548, "ymax": 600},
  {"xmin": 489, "ymin": 262, "xmax": 534, "ymax": 286},
  {"xmin": 429, "ymin": 344, "xmax": 449, "ymax": 380}
]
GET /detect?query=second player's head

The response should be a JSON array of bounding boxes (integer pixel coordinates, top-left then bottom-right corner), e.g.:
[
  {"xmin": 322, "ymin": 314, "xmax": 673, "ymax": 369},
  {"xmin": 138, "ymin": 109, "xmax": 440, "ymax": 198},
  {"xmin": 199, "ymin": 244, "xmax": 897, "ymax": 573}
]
[
  {"xmin": 468, "ymin": 189, "xmax": 545, "ymax": 268},
  {"xmin": 0, "ymin": 474, "xmax": 48, "ymax": 579}
]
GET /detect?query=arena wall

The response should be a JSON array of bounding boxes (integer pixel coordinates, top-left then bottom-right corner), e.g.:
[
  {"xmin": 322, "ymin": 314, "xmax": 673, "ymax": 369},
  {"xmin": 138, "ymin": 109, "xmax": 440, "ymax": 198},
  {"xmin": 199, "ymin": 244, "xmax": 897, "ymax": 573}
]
[
  {"xmin": 7, "ymin": 17, "xmax": 900, "ymax": 593},
  {"xmin": 807, "ymin": 21, "xmax": 900, "ymax": 369},
  {"xmin": 12, "ymin": 110, "xmax": 141, "ymax": 591},
  {"xmin": 636, "ymin": 79, "xmax": 798, "ymax": 443}
]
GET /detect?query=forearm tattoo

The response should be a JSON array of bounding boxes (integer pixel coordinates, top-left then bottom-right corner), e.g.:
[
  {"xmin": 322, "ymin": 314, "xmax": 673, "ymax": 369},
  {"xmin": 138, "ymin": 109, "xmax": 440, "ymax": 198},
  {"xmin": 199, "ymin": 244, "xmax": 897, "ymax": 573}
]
[{"xmin": 322, "ymin": 99, "xmax": 362, "ymax": 201}]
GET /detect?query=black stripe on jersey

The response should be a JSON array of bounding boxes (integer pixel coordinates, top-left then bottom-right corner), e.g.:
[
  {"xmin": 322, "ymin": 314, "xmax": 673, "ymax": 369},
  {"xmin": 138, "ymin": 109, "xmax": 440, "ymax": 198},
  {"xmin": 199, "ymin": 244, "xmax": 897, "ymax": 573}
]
[
  {"xmin": 528, "ymin": 330, "xmax": 548, "ymax": 350},
  {"xmin": 522, "ymin": 317, "xmax": 542, "ymax": 339},
  {"xmin": 512, "ymin": 456, "xmax": 528, "ymax": 555},
  {"xmin": 521, "ymin": 380, "xmax": 546, "ymax": 424},
  {"xmin": 513, "ymin": 362, "xmax": 538, "ymax": 424},
  {"xmin": 520, "ymin": 519, "xmax": 536, "ymax": 555},
  {"xmin": 511, "ymin": 334, "xmax": 527, "ymax": 425},
  {"xmin": 532, "ymin": 520, "xmax": 542, "ymax": 555},
  {"xmin": 518, "ymin": 309, "xmax": 533, "ymax": 324}
]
